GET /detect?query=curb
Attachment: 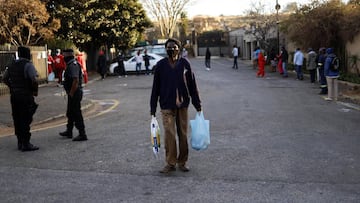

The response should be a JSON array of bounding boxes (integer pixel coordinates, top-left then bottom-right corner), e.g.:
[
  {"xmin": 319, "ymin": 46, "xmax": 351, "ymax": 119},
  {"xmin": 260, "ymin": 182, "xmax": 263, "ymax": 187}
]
[{"xmin": 32, "ymin": 99, "xmax": 95, "ymax": 126}]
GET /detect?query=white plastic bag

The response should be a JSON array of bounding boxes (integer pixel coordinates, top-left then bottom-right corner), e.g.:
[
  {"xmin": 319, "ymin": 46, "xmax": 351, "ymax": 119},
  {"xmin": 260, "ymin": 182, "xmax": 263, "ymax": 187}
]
[
  {"xmin": 190, "ymin": 111, "xmax": 210, "ymax": 151},
  {"xmin": 150, "ymin": 116, "xmax": 161, "ymax": 157}
]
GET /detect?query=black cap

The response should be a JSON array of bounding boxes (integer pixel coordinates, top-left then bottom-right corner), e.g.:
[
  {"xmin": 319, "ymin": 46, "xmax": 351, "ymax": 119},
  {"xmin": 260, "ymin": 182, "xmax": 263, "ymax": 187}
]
[{"xmin": 18, "ymin": 46, "xmax": 31, "ymax": 60}]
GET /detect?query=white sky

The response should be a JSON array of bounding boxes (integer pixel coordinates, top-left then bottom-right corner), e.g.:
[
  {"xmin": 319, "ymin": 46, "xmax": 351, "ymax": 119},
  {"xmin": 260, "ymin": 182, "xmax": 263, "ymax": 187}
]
[{"xmin": 185, "ymin": 0, "xmax": 330, "ymax": 17}]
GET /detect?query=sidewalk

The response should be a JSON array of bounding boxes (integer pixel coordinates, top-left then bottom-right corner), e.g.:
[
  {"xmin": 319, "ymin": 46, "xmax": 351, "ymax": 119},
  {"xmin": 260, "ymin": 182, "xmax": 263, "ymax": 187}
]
[{"xmin": 0, "ymin": 72, "xmax": 99, "ymax": 136}]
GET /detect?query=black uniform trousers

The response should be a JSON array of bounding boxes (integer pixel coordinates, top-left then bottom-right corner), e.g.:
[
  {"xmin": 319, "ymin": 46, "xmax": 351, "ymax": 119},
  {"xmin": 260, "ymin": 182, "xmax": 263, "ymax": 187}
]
[
  {"xmin": 66, "ymin": 90, "xmax": 85, "ymax": 134},
  {"xmin": 10, "ymin": 93, "xmax": 35, "ymax": 144}
]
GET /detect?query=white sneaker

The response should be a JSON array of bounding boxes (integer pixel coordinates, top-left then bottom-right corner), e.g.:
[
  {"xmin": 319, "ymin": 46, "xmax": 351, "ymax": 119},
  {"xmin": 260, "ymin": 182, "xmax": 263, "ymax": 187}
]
[
  {"xmin": 206, "ymin": 68, "xmax": 210, "ymax": 71},
  {"xmin": 325, "ymin": 97, "xmax": 332, "ymax": 101}
]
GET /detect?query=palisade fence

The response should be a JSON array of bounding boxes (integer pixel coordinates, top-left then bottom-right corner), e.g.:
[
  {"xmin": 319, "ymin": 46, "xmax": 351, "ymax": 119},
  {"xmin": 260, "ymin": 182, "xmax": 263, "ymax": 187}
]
[{"xmin": 0, "ymin": 45, "xmax": 47, "ymax": 95}]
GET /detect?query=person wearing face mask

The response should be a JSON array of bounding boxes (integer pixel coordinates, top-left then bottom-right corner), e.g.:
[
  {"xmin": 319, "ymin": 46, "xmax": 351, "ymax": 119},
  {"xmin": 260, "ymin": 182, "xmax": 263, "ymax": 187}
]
[
  {"xmin": 3, "ymin": 46, "xmax": 39, "ymax": 151},
  {"xmin": 59, "ymin": 49, "xmax": 87, "ymax": 141},
  {"xmin": 150, "ymin": 38, "xmax": 202, "ymax": 174},
  {"xmin": 53, "ymin": 49, "xmax": 66, "ymax": 87}
]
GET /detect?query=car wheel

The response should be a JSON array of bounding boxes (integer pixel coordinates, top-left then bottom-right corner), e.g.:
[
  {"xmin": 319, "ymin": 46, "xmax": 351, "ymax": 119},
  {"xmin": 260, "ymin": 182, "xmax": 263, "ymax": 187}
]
[{"xmin": 114, "ymin": 66, "xmax": 119, "ymax": 75}]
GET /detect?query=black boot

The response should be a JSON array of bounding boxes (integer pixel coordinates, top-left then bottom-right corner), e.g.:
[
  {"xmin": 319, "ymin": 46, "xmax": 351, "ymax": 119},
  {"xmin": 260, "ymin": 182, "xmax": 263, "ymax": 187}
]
[
  {"xmin": 21, "ymin": 142, "xmax": 39, "ymax": 152},
  {"xmin": 72, "ymin": 130, "xmax": 87, "ymax": 141},
  {"xmin": 17, "ymin": 140, "xmax": 22, "ymax": 151},
  {"xmin": 72, "ymin": 135, "xmax": 88, "ymax": 141},
  {"xmin": 59, "ymin": 130, "xmax": 73, "ymax": 138}
]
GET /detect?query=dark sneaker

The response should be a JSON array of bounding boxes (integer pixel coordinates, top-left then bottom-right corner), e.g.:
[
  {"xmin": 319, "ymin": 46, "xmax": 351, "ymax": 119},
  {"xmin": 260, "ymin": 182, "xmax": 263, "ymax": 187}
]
[
  {"xmin": 178, "ymin": 165, "xmax": 190, "ymax": 172},
  {"xmin": 159, "ymin": 165, "xmax": 176, "ymax": 173},
  {"xmin": 59, "ymin": 131, "xmax": 72, "ymax": 138},
  {"xmin": 72, "ymin": 135, "xmax": 88, "ymax": 141},
  {"xmin": 21, "ymin": 143, "xmax": 39, "ymax": 152}
]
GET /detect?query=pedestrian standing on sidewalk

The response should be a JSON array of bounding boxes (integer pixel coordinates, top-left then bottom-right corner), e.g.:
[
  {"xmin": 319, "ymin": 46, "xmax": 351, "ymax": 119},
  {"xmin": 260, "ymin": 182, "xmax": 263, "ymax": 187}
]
[
  {"xmin": 47, "ymin": 49, "xmax": 55, "ymax": 75},
  {"xmin": 269, "ymin": 48, "xmax": 277, "ymax": 72},
  {"xmin": 232, "ymin": 45, "xmax": 238, "ymax": 69},
  {"xmin": 324, "ymin": 48, "xmax": 340, "ymax": 101},
  {"xmin": 135, "ymin": 50, "xmax": 143, "ymax": 76},
  {"xmin": 205, "ymin": 47, "xmax": 211, "ymax": 70},
  {"xmin": 116, "ymin": 52, "xmax": 127, "ymax": 78},
  {"xmin": 306, "ymin": 48, "xmax": 317, "ymax": 83},
  {"xmin": 294, "ymin": 48, "xmax": 304, "ymax": 80},
  {"xmin": 281, "ymin": 46, "xmax": 289, "ymax": 77},
  {"xmin": 256, "ymin": 50, "xmax": 266, "ymax": 78},
  {"xmin": 97, "ymin": 50, "xmax": 107, "ymax": 80},
  {"xmin": 316, "ymin": 48, "xmax": 328, "ymax": 95},
  {"xmin": 53, "ymin": 49, "xmax": 66, "ymax": 87},
  {"xmin": 59, "ymin": 49, "xmax": 87, "ymax": 141},
  {"xmin": 150, "ymin": 38, "xmax": 202, "ymax": 174},
  {"xmin": 143, "ymin": 49, "xmax": 151, "ymax": 75},
  {"xmin": 276, "ymin": 52, "xmax": 283, "ymax": 75},
  {"xmin": 76, "ymin": 51, "xmax": 88, "ymax": 84},
  {"xmin": 3, "ymin": 46, "xmax": 39, "ymax": 151}
]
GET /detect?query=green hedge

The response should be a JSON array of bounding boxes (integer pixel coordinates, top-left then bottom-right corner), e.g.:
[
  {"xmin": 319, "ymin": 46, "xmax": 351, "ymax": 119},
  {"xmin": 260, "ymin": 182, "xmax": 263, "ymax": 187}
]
[{"xmin": 339, "ymin": 72, "xmax": 360, "ymax": 84}]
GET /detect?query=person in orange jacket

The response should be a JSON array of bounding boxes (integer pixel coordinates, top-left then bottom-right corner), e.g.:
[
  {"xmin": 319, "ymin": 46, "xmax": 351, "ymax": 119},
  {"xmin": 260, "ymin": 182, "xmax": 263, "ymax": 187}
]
[
  {"xmin": 256, "ymin": 50, "xmax": 266, "ymax": 78},
  {"xmin": 53, "ymin": 49, "xmax": 66, "ymax": 87},
  {"xmin": 76, "ymin": 52, "xmax": 88, "ymax": 84}
]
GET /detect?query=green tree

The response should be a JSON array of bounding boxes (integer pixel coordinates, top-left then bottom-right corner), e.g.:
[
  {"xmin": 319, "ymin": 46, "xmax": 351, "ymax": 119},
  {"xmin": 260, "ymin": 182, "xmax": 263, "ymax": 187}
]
[
  {"xmin": 51, "ymin": 0, "xmax": 151, "ymax": 51},
  {"xmin": 281, "ymin": 0, "xmax": 360, "ymax": 73},
  {"xmin": 0, "ymin": 0, "xmax": 60, "ymax": 46},
  {"xmin": 50, "ymin": 0, "xmax": 151, "ymax": 70},
  {"xmin": 281, "ymin": 0, "xmax": 344, "ymax": 50}
]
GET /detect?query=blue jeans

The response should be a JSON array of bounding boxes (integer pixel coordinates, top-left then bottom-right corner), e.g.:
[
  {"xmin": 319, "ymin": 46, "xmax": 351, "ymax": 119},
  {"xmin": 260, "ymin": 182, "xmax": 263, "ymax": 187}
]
[
  {"xmin": 233, "ymin": 56, "xmax": 238, "ymax": 69},
  {"xmin": 295, "ymin": 65, "xmax": 303, "ymax": 79},
  {"xmin": 136, "ymin": 63, "xmax": 141, "ymax": 75},
  {"xmin": 282, "ymin": 62, "xmax": 288, "ymax": 76}
]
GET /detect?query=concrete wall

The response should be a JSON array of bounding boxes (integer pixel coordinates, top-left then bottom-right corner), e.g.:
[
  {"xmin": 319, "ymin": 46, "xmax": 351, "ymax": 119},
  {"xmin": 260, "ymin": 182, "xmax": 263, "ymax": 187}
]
[{"xmin": 346, "ymin": 34, "xmax": 360, "ymax": 74}]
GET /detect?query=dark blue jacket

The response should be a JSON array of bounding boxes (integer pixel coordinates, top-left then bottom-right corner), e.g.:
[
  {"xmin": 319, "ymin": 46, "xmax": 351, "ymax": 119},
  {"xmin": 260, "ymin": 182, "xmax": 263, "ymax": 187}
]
[
  {"xmin": 150, "ymin": 57, "xmax": 201, "ymax": 115},
  {"xmin": 324, "ymin": 48, "xmax": 339, "ymax": 77}
]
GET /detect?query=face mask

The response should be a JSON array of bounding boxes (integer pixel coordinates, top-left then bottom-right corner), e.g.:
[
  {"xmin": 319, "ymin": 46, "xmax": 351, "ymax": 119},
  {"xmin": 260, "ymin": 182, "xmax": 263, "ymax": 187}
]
[{"xmin": 167, "ymin": 50, "xmax": 176, "ymax": 58}]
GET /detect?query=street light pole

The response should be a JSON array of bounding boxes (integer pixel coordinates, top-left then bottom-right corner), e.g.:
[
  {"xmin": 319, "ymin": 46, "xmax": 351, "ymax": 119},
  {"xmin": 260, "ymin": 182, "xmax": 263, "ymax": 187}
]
[{"xmin": 275, "ymin": 0, "xmax": 281, "ymax": 54}]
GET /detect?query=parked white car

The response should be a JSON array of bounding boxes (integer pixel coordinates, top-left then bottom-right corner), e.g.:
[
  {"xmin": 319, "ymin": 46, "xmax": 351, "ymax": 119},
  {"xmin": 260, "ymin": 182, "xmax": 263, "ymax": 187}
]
[{"xmin": 109, "ymin": 53, "xmax": 164, "ymax": 74}]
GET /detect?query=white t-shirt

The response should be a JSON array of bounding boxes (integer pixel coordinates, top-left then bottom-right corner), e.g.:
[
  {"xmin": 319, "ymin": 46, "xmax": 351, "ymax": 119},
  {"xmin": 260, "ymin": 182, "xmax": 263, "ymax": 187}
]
[
  {"xmin": 135, "ymin": 55, "xmax": 143, "ymax": 64},
  {"xmin": 232, "ymin": 47, "xmax": 238, "ymax": 57}
]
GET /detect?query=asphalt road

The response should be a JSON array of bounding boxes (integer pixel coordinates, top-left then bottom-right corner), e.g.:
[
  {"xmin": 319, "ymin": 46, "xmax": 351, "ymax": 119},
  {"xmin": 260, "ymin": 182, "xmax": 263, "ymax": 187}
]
[{"xmin": 0, "ymin": 57, "xmax": 359, "ymax": 203}]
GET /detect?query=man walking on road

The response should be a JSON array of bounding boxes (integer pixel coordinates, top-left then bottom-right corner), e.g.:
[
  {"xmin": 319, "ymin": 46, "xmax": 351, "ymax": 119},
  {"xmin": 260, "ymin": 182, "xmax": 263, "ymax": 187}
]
[
  {"xmin": 3, "ymin": 46, "xmax": 39, "ymax": 151},
  {"xmin": 59, "ymin": 49, "xmax": 87, "ymax": 141},
  {"xmin": 232, "ymin": 45, "xmax": 239, "ymax": 69},
  {"xmin": 150, "ymin": 38, "xmax": 202, "ymax": 173}
]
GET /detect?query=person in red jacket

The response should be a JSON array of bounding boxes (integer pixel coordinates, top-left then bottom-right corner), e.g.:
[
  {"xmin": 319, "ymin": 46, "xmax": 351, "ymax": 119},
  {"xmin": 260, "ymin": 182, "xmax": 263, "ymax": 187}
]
[
  {"xmin": 53, "ymin": 49, "xmax": 66, "ymax": 87},
  {"xmin": 256, "ymin": 51, "xmax": 266, "ymax": 78},
  {"xmin": 76, "ymin": 52, "xmax": 88, "ymax": 84},
  {"xmin": 47, "ymin": 49, "xmax": 54, "ymax": 74}
]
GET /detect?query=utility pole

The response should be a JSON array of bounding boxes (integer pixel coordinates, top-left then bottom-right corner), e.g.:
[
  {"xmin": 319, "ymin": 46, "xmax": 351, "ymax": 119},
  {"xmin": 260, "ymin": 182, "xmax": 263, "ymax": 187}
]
[{"xmin": 275, "ymin": 0, "xmax": 281, "ymax": 54}]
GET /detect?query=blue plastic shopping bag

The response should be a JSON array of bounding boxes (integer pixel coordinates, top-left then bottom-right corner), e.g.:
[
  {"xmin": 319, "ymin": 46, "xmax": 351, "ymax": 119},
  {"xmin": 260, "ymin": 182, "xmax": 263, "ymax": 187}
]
[
  {"xmin": 47, "ymin": 72, "xmax": 55, "ymax": 81},
  {"xmin": 190, "ymin": 111, "xmax": 210, "ymax": 151}
]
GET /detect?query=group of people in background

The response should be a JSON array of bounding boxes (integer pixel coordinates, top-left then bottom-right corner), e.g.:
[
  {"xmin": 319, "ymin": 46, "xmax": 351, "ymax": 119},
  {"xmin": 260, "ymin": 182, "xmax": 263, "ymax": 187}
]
[
  {"xmin": 47, "ymin": 49, "xmax": 88, "ymax": 86},
  {"xmin": 254, "ymin": 45, "xmax": 339, "ymax": 101}
]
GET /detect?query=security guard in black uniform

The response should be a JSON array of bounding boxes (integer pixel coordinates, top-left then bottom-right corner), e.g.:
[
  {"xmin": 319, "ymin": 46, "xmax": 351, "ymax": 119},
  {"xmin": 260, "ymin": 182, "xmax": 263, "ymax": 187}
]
[
  {"xmin": 59, "ymin": 49, "xmax": 87, "ymax": 141},
  {"xmin": 3, "ymin": 46, "xmax": 39, "ymax": 151}
]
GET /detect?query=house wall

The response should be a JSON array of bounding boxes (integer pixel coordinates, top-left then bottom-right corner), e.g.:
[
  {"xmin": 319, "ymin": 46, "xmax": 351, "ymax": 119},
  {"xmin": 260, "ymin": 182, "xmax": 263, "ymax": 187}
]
[{"xmin": 346, "ymin": 34, "xmax": 360, "ymax": 74}]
